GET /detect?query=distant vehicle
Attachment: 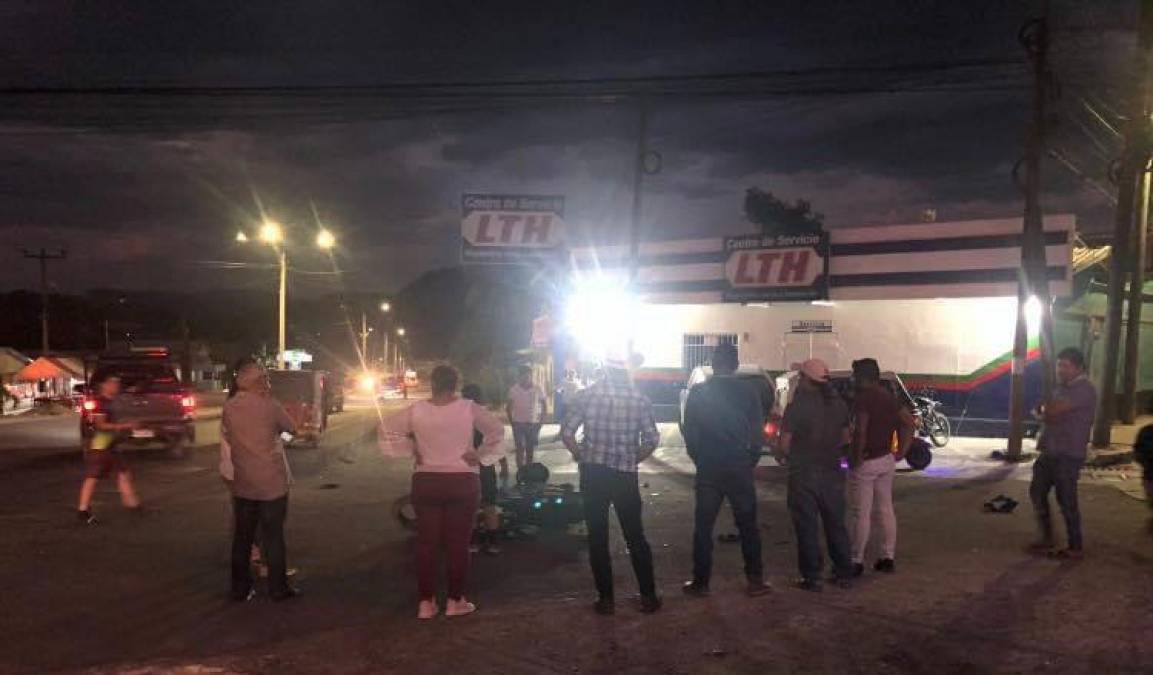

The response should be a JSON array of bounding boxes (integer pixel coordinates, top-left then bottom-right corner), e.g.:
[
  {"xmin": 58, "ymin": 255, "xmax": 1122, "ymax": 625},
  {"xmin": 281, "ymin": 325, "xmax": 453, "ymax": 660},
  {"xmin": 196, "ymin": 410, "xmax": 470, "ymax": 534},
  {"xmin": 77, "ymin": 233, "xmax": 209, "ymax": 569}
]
[
  {"xmin": 678, "ymin": 364, "xmax": 778, "ymax": 447},
  {"xmin": 268, "ymin": 369, "xmax": 326, "ymax": 448},
  {"xmin": 80, "ymin": 349, "xmax": 196, "ymax": 454},
  {"xmin": 404, "ymin": 369, "xmax": 419, "ymax": 388},
  {"xmin": 323, "ymin": 371, "xmax": 345, "ymax": 414}
]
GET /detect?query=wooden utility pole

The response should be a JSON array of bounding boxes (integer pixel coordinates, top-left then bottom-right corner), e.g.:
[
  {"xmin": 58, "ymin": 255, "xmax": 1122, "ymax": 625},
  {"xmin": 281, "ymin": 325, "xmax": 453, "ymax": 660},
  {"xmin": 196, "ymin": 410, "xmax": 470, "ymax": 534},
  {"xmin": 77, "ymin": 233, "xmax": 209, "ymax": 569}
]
[
  {"xmin": 1095, "ymin": 0, "xmax": 1153, "ymax": 444},
  {"xmin": 1007, "ymin": 5, "xmax": 1052, "ymax": 460},
  {"xmin": 21, "ymin": 248, "xmax": 67, "ymax": 355},
  {"xmin": 1121, "ymin": 0, "xmax": 1153, "ymax": 424}
]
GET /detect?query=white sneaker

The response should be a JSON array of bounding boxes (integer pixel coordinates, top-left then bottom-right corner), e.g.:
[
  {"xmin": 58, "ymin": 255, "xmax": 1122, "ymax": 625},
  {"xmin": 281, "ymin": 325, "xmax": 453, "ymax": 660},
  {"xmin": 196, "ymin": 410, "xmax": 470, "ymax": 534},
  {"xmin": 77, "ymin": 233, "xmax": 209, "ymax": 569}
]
[
  {"xmin": 417, "ymin": 599, "xmax": 439, "ymax": 620},
  {"xmin": 445, "ymin": 597, "xmax": 477, "ymax": 617}
]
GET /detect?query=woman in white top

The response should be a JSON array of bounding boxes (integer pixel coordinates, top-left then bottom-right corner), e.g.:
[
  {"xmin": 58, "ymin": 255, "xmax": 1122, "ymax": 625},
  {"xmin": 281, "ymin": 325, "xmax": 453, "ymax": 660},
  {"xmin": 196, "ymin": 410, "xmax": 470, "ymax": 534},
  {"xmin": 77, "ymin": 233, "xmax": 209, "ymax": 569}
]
[{"xmin": 381, "ymin": 365, "xmax": 505, "ymax": 619}]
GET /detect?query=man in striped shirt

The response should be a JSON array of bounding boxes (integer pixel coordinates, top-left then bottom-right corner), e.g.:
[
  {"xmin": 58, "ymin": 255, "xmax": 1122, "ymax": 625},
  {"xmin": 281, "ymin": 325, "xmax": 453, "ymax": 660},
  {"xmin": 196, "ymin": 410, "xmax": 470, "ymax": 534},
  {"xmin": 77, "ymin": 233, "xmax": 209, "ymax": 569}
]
[{"xmin": 562, "ymin": 357, "xmax": 662, "ymax": 616}]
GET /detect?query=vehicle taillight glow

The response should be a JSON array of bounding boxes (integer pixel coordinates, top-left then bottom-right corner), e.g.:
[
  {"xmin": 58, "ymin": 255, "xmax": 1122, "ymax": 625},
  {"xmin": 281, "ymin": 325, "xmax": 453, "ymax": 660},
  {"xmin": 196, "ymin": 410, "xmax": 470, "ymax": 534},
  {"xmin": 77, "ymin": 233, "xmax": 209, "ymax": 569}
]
[
  {"xmin": 82, "ymin": 399, "xmax": 97, "ymax": 412},
  {"xmin": 181, "ymin": 395, "xmax": 196, "ymax": 410},
  {"xmin": 763, "ymin": 421, "xmax": 778, "ymax": 438}
]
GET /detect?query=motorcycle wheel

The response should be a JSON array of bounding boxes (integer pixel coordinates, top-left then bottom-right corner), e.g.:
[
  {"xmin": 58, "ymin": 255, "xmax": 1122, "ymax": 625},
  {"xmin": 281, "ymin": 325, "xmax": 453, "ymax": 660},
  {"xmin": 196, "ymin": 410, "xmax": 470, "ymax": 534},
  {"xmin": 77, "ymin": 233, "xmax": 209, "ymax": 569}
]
[{"xmin": 928, "ymin": 413, "xmax": 951, "ymax": 448}]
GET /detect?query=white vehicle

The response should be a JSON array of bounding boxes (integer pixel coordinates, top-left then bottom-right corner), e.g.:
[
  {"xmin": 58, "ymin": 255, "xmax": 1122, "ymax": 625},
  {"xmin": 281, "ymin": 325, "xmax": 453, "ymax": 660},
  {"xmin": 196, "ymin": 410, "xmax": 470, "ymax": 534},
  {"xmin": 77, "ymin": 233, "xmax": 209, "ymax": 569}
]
[{"xmin": 678, "ymin": 364, "xmax": 777, "ymax": 444}]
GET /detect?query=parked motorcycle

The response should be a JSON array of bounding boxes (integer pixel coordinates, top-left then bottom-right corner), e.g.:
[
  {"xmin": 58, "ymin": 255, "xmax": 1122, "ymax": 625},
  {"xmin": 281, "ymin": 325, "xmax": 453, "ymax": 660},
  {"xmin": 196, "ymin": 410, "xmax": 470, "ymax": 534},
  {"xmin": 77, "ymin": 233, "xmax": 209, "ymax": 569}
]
[{"xmin": 914, "ymin": 395, "xmax": 951, "ymax": 448}]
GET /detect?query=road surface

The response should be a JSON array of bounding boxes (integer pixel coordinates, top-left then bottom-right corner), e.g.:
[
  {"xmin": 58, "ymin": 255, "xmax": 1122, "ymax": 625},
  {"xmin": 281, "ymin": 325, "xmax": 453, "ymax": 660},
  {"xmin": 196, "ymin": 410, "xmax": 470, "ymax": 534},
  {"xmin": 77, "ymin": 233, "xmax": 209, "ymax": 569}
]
[{"xmin": 1, "ymin": 410, "xmax": 1151, "ymax": 674}]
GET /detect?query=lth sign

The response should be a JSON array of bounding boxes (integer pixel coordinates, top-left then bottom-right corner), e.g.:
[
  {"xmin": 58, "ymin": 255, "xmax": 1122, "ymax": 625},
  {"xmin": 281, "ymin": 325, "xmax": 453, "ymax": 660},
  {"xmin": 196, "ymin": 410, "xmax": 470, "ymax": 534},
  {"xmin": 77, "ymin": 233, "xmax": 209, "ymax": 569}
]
[
  {"xmin": 722, "ymin": 231, "xmax": 829, "ymax": 302},
  {"xmin": 461, "ymin": 193, "xmax": 565, "ymax": 264}
]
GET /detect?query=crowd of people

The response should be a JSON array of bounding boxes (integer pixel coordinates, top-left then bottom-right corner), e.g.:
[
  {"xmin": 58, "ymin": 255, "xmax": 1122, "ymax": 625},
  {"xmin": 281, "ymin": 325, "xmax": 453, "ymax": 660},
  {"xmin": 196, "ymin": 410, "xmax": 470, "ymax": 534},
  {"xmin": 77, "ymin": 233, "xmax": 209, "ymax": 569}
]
[{"xmin": 73, "ymin": 342, "xmax": 1100, "ymax": 619}]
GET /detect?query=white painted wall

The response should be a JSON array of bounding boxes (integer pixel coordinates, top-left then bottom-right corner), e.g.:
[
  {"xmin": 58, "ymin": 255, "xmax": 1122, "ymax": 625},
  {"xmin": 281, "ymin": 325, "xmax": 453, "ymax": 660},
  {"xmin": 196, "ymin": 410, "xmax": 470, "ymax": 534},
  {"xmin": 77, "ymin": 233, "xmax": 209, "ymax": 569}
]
[{"xmin": 632, "ymin": 297, "xmax": 1022, "ymax": 376}]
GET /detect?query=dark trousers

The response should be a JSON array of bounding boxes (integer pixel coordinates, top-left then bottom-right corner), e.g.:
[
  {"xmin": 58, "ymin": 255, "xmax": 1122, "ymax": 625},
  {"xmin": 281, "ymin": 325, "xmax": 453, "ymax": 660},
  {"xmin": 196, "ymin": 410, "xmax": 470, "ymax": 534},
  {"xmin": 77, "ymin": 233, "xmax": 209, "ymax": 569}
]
[
  {"xmin": 579, "ymin": 463, "xmax": 656, "ymax": 600},
  {"xmin": 411, "ymin": 472, "xmax": 480, "ymax": 600},
  {"xmin": 1030, "ymin": 453, "xmax": 1084, "ymax": 550},
  {"xmin": 787, "ymin": 470, "xmax": 852, "ymax": 582},
  {"xmin": 232, "ymin": 495, "xmax": 289, "ymax": 596},
  {"xmin": 693, "ymin": 463, "xmax": 763, "ymax": 584}
]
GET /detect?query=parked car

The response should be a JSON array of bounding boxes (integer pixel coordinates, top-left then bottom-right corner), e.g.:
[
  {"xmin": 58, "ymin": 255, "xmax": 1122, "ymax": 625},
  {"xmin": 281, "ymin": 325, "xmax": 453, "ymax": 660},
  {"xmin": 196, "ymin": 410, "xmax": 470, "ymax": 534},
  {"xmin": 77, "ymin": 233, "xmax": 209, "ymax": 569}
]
[
  {"xmin": 268, "ymin": 369, "xmax": 326, "ymax": 448},
  {"xmin": 323, "ymin": 370, "xmax": 345, "ymax": 414},
  {"xmin": 771, "ymin": 369, "xmax": 933, "ymax": 470},
  {"xmin": 80, "ymin": 350, "xmax": 196, "ymax": 454},
  {"xmin": 679, "ymin": 364, "xmax": 778, "ymax": 447}
]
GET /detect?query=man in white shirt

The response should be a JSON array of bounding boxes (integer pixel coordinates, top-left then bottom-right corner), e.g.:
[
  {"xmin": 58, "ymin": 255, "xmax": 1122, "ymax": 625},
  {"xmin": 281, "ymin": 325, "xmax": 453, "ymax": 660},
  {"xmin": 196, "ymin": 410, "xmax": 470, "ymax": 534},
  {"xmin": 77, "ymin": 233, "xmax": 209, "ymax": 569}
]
[{"xmin": 507, "ymin": 365, "xmax": 547, "ymax": 480}]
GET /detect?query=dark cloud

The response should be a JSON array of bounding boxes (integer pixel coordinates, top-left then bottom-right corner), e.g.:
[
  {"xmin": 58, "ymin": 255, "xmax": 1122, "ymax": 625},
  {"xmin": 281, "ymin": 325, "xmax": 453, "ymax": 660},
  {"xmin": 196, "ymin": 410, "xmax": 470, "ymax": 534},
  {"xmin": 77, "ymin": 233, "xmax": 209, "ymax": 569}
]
[{"xmin": 0, "ymin": 0, "xmax": 1139, "ymax": 294}]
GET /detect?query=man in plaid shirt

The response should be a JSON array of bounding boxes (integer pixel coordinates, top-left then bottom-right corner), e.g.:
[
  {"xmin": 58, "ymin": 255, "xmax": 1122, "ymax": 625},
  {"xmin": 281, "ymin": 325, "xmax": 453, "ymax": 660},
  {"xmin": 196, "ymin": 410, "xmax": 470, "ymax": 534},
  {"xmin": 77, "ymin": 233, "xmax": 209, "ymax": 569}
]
[{"xmin": 561, "ymin": 357, "xmax": 662, "ymax": 615}]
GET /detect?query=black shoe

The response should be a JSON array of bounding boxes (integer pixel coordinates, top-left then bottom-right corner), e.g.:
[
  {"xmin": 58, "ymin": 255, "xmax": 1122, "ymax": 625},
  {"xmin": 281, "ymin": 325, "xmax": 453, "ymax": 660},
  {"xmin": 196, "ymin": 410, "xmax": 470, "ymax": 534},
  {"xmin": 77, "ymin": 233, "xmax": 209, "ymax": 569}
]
[
  {"xmin": 851, "ymin": 563, "xmax": 865, "ymax": 578},
  {"xmin": 639, "ymin": 595, "xmax": 663, "ymax": 614},
  {"xmin": 874, "ymin": 558, "xmax": 896, "ymax": 574},
  {"xmin": 682, "ymin": 580, "xmax": 710, "ymax": 597},
  {"xmin": 833, "ymin": 576, "xmax": 853, "ymax": 590},
  {"xmin": 77, "ymin": 510, "xmax": 96, "ymax": 525},
  {"xmin": 230, "ymin": 587, "xmax": 255, "ymax": 603},
  {"xmin": 270, "ymin": 586, "xmax": 300, "ymax": 602},
  {"xmin": 796, "ymin": 578, "xmax": 823, "ymax": 593},
  {"xmin": 593, "ymin": 596, "xmax": 615, "ymax": 615}
]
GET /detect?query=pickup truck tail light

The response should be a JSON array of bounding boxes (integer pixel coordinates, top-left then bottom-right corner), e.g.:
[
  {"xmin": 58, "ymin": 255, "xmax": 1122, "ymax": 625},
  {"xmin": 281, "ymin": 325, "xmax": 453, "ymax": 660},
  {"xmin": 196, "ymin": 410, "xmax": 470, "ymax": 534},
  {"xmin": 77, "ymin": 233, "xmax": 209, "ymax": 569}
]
[
  {"xmin": 82, "ymin": 398, "xmax": 97, "ymax": 412},
  {"xmin": 180, "ymin": 395, "xmax": 196, "ymax": 412}
]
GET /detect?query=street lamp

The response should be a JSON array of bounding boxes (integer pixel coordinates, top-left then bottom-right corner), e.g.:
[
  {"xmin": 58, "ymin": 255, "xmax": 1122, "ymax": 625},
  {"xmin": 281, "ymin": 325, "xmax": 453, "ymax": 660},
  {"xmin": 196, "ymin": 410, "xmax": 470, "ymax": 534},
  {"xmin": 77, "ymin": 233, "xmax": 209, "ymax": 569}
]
[
  {"xmin": 395, "ymin": 327, "xmax": 407, "ymax": 373},
  {"xmin": 237, "ymin": 219, "xmax": 334, "ymax": 369},
  {"xmin": 361, "ymin": 301, "xmax": 393, "ymax": 368},
  {"xmin": 316, "ymin": 229, "xmax": 336, "ymax": 250}
]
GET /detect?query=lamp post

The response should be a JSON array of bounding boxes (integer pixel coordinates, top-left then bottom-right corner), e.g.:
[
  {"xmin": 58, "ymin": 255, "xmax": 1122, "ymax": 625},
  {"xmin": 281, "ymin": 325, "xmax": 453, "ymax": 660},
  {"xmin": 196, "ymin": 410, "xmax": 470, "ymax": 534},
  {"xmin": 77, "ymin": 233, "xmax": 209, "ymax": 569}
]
[
  {"xmin": 360, "ymin": 301, "xmax": 391, "ymax": 367},
  {"xmin": 395, "ymin": 327, "xmax": 406, "ymax": 373},
  {"xmin": 237, "ymin": 221, "xmax": 336, "ymax": 369}
]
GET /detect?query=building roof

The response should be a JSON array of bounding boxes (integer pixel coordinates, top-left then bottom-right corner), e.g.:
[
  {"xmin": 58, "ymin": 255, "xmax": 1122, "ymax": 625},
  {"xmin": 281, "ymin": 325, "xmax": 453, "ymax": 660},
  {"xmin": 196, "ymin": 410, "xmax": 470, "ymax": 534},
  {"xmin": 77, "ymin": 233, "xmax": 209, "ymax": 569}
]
[
  {"xmin": 15, "ymin": 356, "xmax": 85, "ymax": 382},
  {"xmin": 0, "ymin": 347, "xmax": 32, "ymax": 377}
]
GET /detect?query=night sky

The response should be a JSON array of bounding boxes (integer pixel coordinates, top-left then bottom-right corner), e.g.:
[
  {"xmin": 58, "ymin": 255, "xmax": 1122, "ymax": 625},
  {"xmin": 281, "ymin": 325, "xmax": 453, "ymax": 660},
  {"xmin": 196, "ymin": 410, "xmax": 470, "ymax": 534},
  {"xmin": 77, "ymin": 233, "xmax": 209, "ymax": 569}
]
[{"xmin": 0, "ymin": 0, "xmax": 1137, "ymax": 295}]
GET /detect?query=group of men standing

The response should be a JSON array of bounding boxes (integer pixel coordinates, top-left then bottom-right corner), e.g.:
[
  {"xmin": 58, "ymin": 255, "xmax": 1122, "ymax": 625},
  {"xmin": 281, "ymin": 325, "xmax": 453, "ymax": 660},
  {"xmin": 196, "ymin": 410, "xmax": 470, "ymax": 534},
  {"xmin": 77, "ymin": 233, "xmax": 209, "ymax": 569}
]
[{"xmin": 559, "ymin": 342, "xmax": 1098, "ymax": 612}]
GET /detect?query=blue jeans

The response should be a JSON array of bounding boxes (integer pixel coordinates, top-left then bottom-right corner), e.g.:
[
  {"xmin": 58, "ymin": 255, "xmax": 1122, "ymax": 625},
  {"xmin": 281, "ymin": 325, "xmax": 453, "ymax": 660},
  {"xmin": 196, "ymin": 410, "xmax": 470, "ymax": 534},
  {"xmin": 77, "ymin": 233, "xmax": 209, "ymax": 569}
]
[
  {"xmin": 1030, "ymin": 453, "xmax": 1084, "ymax": 550},
  {"xmin": 692, "ymin": 464, "xmax": 763, "ymax": 584}
]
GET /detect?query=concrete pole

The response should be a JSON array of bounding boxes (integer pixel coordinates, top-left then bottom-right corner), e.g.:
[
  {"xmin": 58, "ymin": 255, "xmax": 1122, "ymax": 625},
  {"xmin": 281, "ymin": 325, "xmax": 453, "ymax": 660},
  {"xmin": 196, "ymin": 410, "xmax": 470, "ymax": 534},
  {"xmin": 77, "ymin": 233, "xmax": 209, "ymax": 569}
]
[
  {"xmin": 1122, "ymin": 167, "xmax": 1151, "ymax": 423},
  {"xmin": 278, "ymin": 248, "xmax": 287, "ymax": 370}
]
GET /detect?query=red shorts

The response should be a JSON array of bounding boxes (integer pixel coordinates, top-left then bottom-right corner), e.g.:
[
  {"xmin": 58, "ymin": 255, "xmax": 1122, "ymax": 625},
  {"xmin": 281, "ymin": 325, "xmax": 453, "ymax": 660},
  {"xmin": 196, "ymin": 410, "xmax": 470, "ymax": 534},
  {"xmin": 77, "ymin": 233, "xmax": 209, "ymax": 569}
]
[{"xmin": 84, "ymin": 450, "xmax": 129, "ymax": 479}]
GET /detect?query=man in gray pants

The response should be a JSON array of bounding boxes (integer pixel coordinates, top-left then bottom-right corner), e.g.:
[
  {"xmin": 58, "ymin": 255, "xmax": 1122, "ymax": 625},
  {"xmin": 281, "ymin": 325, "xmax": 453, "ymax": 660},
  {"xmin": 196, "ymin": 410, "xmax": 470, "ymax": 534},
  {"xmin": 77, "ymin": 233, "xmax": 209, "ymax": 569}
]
[{"xmin": 1029, "ymin": 347, "xmax": 1097, "ymax": 559}]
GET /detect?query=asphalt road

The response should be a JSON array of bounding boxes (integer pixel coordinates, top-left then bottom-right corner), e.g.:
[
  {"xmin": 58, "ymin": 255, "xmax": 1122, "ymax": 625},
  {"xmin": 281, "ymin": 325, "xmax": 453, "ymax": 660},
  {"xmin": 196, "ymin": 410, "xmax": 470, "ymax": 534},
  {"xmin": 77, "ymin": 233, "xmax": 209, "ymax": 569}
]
[{"xmin": 3, "ymin": 409, "xmax": 1153, "ymax": 674}]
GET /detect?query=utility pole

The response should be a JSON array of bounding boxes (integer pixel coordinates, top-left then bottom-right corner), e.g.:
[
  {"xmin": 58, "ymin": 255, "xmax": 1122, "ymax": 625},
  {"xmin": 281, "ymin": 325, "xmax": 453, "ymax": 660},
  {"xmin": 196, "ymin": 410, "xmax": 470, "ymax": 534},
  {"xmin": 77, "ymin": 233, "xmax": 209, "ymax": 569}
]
[
  {"xmin": 629, "ymin": 100, "xmax": 650, "ymax": 282},
  {"xmin": 359, "ymin": 311, "xmax": 370, "ymax": 366},
  {"xmin": 22, "ymin": 248, "xmax": 67, "ymax": 355},
  {"xmin": 1121, "ymin": 0, "xmax": 1153, "ymax": 424},
  {"xmin": 1095, "ymin": 0, "xmax": 1153, "ymax": 445},
  {"xmin": 1007, "ymin": 4, "xmax": 1051, "ymax": 461},
  {"xmin": 277, "ymin": 248, "xmax": 287, "ymax": 370}
]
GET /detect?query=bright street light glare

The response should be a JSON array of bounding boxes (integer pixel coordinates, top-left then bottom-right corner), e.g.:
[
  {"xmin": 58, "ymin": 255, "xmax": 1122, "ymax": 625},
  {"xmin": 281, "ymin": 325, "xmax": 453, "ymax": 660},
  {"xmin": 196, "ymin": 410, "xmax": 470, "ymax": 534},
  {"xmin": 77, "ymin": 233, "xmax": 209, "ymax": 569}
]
[
  {"xmin": 358, "ymin": 372, "xmax": 376, "ymax": 393},
  {"xmin": 316, "ymin": 229, "xmax": 336, "ymax": 250},
  {"xmin": 1024, "ymin": 295, "xmax": 1043, "ymax": 337},
  {"xmin": 380, "ymin": 302, "xmax": 391, "ymax": 313},
  {"xmin": 564, "ymin": 277, "xmax": 638, "ymax": 362},
  {"xmin": 396, "ymin": 327, "xmax": 406, "ymax": 336},
  {"xmin": 235, "ymin": 231, "xmax": 249, "ymax": 243},
  {"xmin": 259, "ymin": 221, "xmax": 284, "ymax": 245}
]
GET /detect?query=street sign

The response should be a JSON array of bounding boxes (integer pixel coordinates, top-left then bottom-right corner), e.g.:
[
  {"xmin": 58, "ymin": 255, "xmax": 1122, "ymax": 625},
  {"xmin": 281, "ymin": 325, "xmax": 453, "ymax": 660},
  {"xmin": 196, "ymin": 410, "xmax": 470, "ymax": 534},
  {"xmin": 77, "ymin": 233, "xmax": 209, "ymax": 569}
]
[
  {"xmin": 722, "ymin": 231, "xmax": 829, "ymax": 302},
  {"xmin": 462, "ymin": 194, "xmax": 565, "ymax": 264}
]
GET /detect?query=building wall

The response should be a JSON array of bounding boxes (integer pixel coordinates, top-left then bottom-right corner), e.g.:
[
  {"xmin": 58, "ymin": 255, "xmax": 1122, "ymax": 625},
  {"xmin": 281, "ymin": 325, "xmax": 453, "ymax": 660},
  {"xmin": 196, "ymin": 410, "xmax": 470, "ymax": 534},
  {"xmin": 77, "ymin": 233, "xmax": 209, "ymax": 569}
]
[{"xmin": 632, "ymin": 297, "xmax": 1024, "ymax": 376}]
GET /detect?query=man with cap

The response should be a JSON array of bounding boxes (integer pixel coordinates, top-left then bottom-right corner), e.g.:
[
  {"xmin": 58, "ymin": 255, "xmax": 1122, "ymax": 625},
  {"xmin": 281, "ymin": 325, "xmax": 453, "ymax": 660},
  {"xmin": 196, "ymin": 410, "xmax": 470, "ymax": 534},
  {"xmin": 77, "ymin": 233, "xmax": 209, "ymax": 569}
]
[
  {"xmin": 223, "ymin": 362, "xmax": 298, "ymax": 602},
  {"xmin": 775, "ymin": 358, "xmax": 854, "ymax": 591},
  {"xmin": 561, "ymin": 354, "xmax": 662, "ymax": 615},
  {"xmin": 681, "ymin": 343, "xmax": 771, "ymax": 597}
]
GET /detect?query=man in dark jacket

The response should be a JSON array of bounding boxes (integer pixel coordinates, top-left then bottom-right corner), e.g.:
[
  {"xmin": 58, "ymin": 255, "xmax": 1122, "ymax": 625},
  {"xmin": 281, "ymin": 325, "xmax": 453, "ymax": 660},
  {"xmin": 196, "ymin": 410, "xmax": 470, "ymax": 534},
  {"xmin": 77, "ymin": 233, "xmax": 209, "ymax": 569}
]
[{"xmin": 682, "ymin": 344, "xmax": 771, "ymax": 597}]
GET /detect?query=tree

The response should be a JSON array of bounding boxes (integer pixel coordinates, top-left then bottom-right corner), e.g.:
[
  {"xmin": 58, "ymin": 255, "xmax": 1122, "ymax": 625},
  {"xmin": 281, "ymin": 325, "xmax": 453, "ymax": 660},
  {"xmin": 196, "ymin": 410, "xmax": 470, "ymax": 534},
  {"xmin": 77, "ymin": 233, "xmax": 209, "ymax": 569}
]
[{"xmin": 744, "ymin": 187, "xmax": 824, "ymax": 234}]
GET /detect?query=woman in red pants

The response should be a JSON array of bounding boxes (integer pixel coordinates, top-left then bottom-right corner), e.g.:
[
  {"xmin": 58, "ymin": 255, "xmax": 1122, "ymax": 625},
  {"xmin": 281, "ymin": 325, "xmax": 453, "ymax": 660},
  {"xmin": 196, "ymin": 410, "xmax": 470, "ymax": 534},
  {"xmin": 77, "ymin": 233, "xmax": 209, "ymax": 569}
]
[{"xmin": 381, "ymin": 365, "xmax": 505, "ymax": 619}]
